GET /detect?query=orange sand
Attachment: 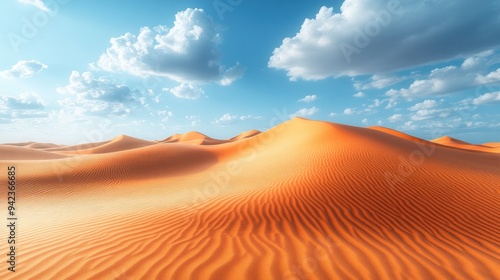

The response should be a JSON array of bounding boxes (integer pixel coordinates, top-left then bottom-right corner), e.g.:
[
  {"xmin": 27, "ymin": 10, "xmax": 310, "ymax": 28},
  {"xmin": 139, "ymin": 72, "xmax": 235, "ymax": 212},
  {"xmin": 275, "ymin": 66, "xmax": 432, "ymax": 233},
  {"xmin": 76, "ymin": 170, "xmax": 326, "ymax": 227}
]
[{"xmin": 0, "ymin": 118, "xmax": 499, "ymax": 279}]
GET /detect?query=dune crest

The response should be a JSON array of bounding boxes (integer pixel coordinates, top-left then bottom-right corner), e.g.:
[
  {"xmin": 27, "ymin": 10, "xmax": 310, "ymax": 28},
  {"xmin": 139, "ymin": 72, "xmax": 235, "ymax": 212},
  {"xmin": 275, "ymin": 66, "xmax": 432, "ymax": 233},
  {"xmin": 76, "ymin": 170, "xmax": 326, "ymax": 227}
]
[{"xmin": 0, "ymin": 118, "xmax": 499, "ymax": 280}]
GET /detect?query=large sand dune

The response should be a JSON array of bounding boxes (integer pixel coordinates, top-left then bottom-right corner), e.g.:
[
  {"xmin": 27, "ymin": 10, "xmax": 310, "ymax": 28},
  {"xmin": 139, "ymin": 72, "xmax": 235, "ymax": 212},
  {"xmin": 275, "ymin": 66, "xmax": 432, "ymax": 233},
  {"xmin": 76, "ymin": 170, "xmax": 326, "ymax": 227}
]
[{"xmin": 0, "ymin": 118, "xmax": 499, "ymax": 279}]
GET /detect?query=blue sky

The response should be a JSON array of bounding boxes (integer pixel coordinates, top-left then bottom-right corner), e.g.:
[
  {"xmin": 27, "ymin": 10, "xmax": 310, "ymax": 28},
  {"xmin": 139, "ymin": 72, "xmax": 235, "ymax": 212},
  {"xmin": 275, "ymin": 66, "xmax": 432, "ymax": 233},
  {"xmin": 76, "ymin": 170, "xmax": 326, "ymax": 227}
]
[{"xmin": 1, "ymin": 0, "xmax": 500, "ymax": 144}]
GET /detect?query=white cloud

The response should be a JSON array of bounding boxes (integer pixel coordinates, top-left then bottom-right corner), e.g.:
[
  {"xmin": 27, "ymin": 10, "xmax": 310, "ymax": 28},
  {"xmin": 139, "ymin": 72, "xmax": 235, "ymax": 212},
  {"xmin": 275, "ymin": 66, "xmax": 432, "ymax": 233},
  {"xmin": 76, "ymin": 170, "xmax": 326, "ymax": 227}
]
[
  {"xmin": 17, "ymin": 0, "xmax": 49, "ymax": 11},
  {"xmin": 388, "ymin": 113, "xmax": 402, "ymax": 123},
  {"xmin": 408, "ymin": 100, "xmax": 438, "ymax": 111},
  {"xmin": 476, "ymin": 68, "xmax": 500, "ymax": 84},
  {"xmin": 329, "ymin": 112, "xmax": 338, "ymax": 117},
  {"xmin": 386, "ymin": 53, "xmax": 500, "ymax": 99},
  {"xmin": 0, "ymin": 93, "xmax": 46, "ymax": 110},
  {"xmin": 343, "ymin": 108, "xmax": 355, "ymax": 115},
  {"xmin": 361, "ymin": 118, "xmax": 368, "ymax": 125},
  {"xmin": 354, "ymin": 75, "xmax": 405, "ymax": 91},
  {"xmin": 186, "ymin": 115, "xmax": 201, "ymax": 126},
  {"xmin": 167, "ymin": 83, "xmax": 205, "ymax": 100},
  {"xmin": 57, "ymin": 71, "xmax": 136, "ymax": 103},
  {"xmin": 298, "ymin": 95, "xmax": 318, "ymax": 102},
  {"xmin": 290, "ymin": 107, "xmax": 319, "ymax": 117},
  {"xmin": 0, "ymin": 60, "xmax": 47, "ymax": 78},
  {"xmin": 472, "ymin": 92, "xmax": 500, "ymax": 105},
  {"xmin": 269, "ymin": 1, "xmax": 500, "ymax": 80},
  {"xmin": 0, "ymin": 93, "xmax": 48, "ymax": 120},
  {"xmin": 410, "ymin": 109, "xmax": 451, "ymax": 121},
  {"xmin": 400, "ymin": 121, "xmax": 417, "ymax": 131},
  {"xmin": 353, "ymin": 92, "xmax": 365, "ymax": 98},
  {"xmin": 95, "ymin": 8, "xmax": 243, "ymax": 85},
  {"xmin": 213, "ymin": 113, "xmax": 262, "ymax": 125},
  {"xmin": 57, "ymin": 71, "xmax": 139, "ymax": 117}
]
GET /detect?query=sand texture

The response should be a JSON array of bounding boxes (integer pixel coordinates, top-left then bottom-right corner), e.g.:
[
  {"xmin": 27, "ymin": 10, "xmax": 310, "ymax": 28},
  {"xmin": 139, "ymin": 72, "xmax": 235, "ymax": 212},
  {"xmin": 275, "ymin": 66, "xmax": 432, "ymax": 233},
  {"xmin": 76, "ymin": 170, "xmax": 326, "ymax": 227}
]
[{"xmin": 0, "ymin": 118, "xmax": 499, "ymax": 279}]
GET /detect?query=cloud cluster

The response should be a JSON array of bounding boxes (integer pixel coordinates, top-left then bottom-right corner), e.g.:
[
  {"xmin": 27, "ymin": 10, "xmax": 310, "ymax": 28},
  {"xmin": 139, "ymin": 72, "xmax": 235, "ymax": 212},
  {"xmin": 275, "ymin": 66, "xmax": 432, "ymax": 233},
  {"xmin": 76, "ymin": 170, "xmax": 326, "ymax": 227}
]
[
  {"xmin": 0, "ymin": 93, "xmax": 48, "ymax": 121},
  {"xmin": 95, "ymin": 8, "xmax": 243, "ymax": 86},
  {"xmin": 57, "ymin": 71, "xmax": 139, "ymax": 117},
  {"xmin": 385, "ymin": 52, "xmax": 500, "ymax": 106},
  {"xmin": 0, "ymin": 93, "xmax": 45, "ymax": 110},
  {"xmin": 167, "ymin": 84, "xmax": 205, "ymax": 100},
  {"xmin": 269, "ymin": 0, "xmax": 500, "ymax": 80},
  {"xmin": 0, "ymin": 60, "xmax": 47, "ymax": 78}
]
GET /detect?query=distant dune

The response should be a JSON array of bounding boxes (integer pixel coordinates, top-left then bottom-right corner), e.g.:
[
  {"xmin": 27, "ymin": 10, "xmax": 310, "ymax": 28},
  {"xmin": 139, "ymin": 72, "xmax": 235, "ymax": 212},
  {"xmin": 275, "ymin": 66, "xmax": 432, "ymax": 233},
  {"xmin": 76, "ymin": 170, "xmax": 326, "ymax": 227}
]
[{"xmin": 0, "ymin": 118, "xmax": 498, "ymax": 279}]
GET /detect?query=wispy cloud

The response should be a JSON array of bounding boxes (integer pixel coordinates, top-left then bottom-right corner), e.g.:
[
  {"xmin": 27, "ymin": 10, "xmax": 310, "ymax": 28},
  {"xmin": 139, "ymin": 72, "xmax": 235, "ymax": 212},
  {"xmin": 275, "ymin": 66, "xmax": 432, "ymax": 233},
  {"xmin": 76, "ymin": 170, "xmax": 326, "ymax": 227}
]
[
  {"xmin": 18, "ymin": 0, "xmax": 50, "ymax": 11},
  {"xmin": 0, "ymin": 60, "xmax": 47, "ymax": 78}
]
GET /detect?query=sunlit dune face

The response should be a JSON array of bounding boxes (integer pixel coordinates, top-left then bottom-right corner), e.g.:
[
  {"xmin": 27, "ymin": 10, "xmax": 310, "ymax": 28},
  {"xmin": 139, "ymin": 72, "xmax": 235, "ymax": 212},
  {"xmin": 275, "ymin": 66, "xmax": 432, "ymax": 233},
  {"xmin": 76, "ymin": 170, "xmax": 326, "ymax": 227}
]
[{"xmin": 0, "ymin": 118, "xmax": 499, "ymax": 280}]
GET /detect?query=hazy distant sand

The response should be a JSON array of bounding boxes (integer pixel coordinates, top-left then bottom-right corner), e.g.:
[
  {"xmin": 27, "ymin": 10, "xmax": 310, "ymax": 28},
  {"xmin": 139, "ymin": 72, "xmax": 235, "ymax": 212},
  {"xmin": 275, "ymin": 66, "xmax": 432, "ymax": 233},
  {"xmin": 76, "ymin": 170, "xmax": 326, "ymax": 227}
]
[{"xmin": 0, "ymin": 118, "xmax": 499, "ymax": 279}]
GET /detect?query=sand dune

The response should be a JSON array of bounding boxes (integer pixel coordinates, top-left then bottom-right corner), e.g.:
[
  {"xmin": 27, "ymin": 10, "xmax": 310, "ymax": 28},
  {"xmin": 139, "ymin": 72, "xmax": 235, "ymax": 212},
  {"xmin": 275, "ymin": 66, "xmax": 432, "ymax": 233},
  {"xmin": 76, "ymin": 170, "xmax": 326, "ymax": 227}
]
[
  {"xmin": 0, "ymin": 145, "xmax": 70, "ymax": 160},
  {"xmin": 160, "ymin": 131, "xmax": 228, "ymax": 145},
  {"xmin": 230, "ymin": 129, "xmax": 261, "ymax": 141},
  {"xmin": 0, "ymin": 118, "xmax": 499, "ymax": 280},
  {"xmin": 432, "ymin": 136, "xmax": 500, "ymax": 153},
  {"xmin": 55, "ymin": 134, "xmax": 155, "ymax": 155}
]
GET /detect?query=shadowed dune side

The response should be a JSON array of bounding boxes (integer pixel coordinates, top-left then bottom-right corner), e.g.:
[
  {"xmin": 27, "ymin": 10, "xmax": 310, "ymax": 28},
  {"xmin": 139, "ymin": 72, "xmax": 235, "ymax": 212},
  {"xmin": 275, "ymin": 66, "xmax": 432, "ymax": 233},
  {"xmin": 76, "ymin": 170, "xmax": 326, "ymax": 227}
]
[
  {"xmin": 368, "ymin": 126, "xmax": 428, "ymax": 142},
  {"xmin": 0, "ymin": 118, "xmax": 499, "ymax": 280},
  {"xmin": 55, "ymin": 134, "xmax": 155, "ymax": 155},
  {"xmin": 11, "ymin": 143, "xmax": 219, "ymax": 196},
  {"xmin": 229, "ymin": 129, "xmax": 262, "ymax": 141}
]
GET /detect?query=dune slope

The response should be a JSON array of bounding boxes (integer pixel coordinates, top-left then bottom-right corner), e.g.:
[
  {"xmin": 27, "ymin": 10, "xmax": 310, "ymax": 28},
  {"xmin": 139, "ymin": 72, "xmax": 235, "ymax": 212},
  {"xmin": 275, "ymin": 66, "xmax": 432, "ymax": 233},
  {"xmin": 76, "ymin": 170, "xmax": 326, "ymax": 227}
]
[{"xmin": 0, "ymin": 118, "xmax": 499, "ymax": 280}]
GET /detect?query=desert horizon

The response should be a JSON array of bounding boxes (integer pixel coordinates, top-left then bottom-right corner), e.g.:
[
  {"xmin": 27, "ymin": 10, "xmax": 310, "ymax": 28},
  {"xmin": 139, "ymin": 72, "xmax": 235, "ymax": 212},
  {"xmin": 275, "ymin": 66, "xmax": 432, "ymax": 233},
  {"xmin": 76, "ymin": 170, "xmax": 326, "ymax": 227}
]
[
  {"xmin": 1, "ymin": 117, "xmax": 499, "ymax": 279},
  {"xmin": 2, "ymin": 0, "xmax": 500, "ymax": 279}
]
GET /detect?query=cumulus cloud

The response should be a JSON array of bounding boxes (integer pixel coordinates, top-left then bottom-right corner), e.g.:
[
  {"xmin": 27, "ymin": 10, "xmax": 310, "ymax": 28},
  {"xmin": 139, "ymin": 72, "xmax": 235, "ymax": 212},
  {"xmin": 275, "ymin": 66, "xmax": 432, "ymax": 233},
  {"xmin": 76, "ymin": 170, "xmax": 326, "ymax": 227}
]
[
  {"xmin": 0, "ymin": 93, "xmax": 48, "ymax": 120},
  {"xmin": 343, "ymin": 108, "xmax": 355, "ymax": 115},
  {"xmin": 298, "ymin": 95, "xmax": 318, "ymax": 102},
  {"xmin": 290, "ymin": 107, "xmax": 319, "ymax": 117},
  {"xmin": 0, "ymin": 60, "xmax": 47, "ymax": 78},
  {"xmin": 269, "ymin": 1, "xmax": 500, "ymax": 80},
  {"xmin": 167, "ymin": 83, "xmax": 205, "ymax": 100},
  {"xmin": 0, "ymin": 93, "xmax": 45, "ymax": 110},
  {"xmin": 95, "ymin": 8, "xmax": 243, "ymax": 85},
  {"xmin": 213, "ymin": 113, "xmax": 262, "ymax": 125},
  {"xmin": 386, "ymin": 52, "xmax": 500, "ymax": 99},
  {"xmin": 17, "ymin": 0, "xmax": 49, "ymax": 11},
  {"xmin": 353, "ymin": 92, "xmax": 365, "ymax": 98},
  {"xmin": 57, "ymin": 71, "xmax": 139, "ymax": 117},
  {"xmin": 388, "ymin": 113, "xmax": 402, "ymax": 122},
  {"xmin": 471, "ymin": 92, "xmax": 500, "ymax": 105},
  {"xmin": 57, "ymin": 71, "xmax": 136, "ymax": 103},
  {"xmin": 409, "ymin": 100, "xmax": 438, "ymax": 111},
  {"xmin": 410, "ymin": 109, "xmax": 451, "ymax": 121}
]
